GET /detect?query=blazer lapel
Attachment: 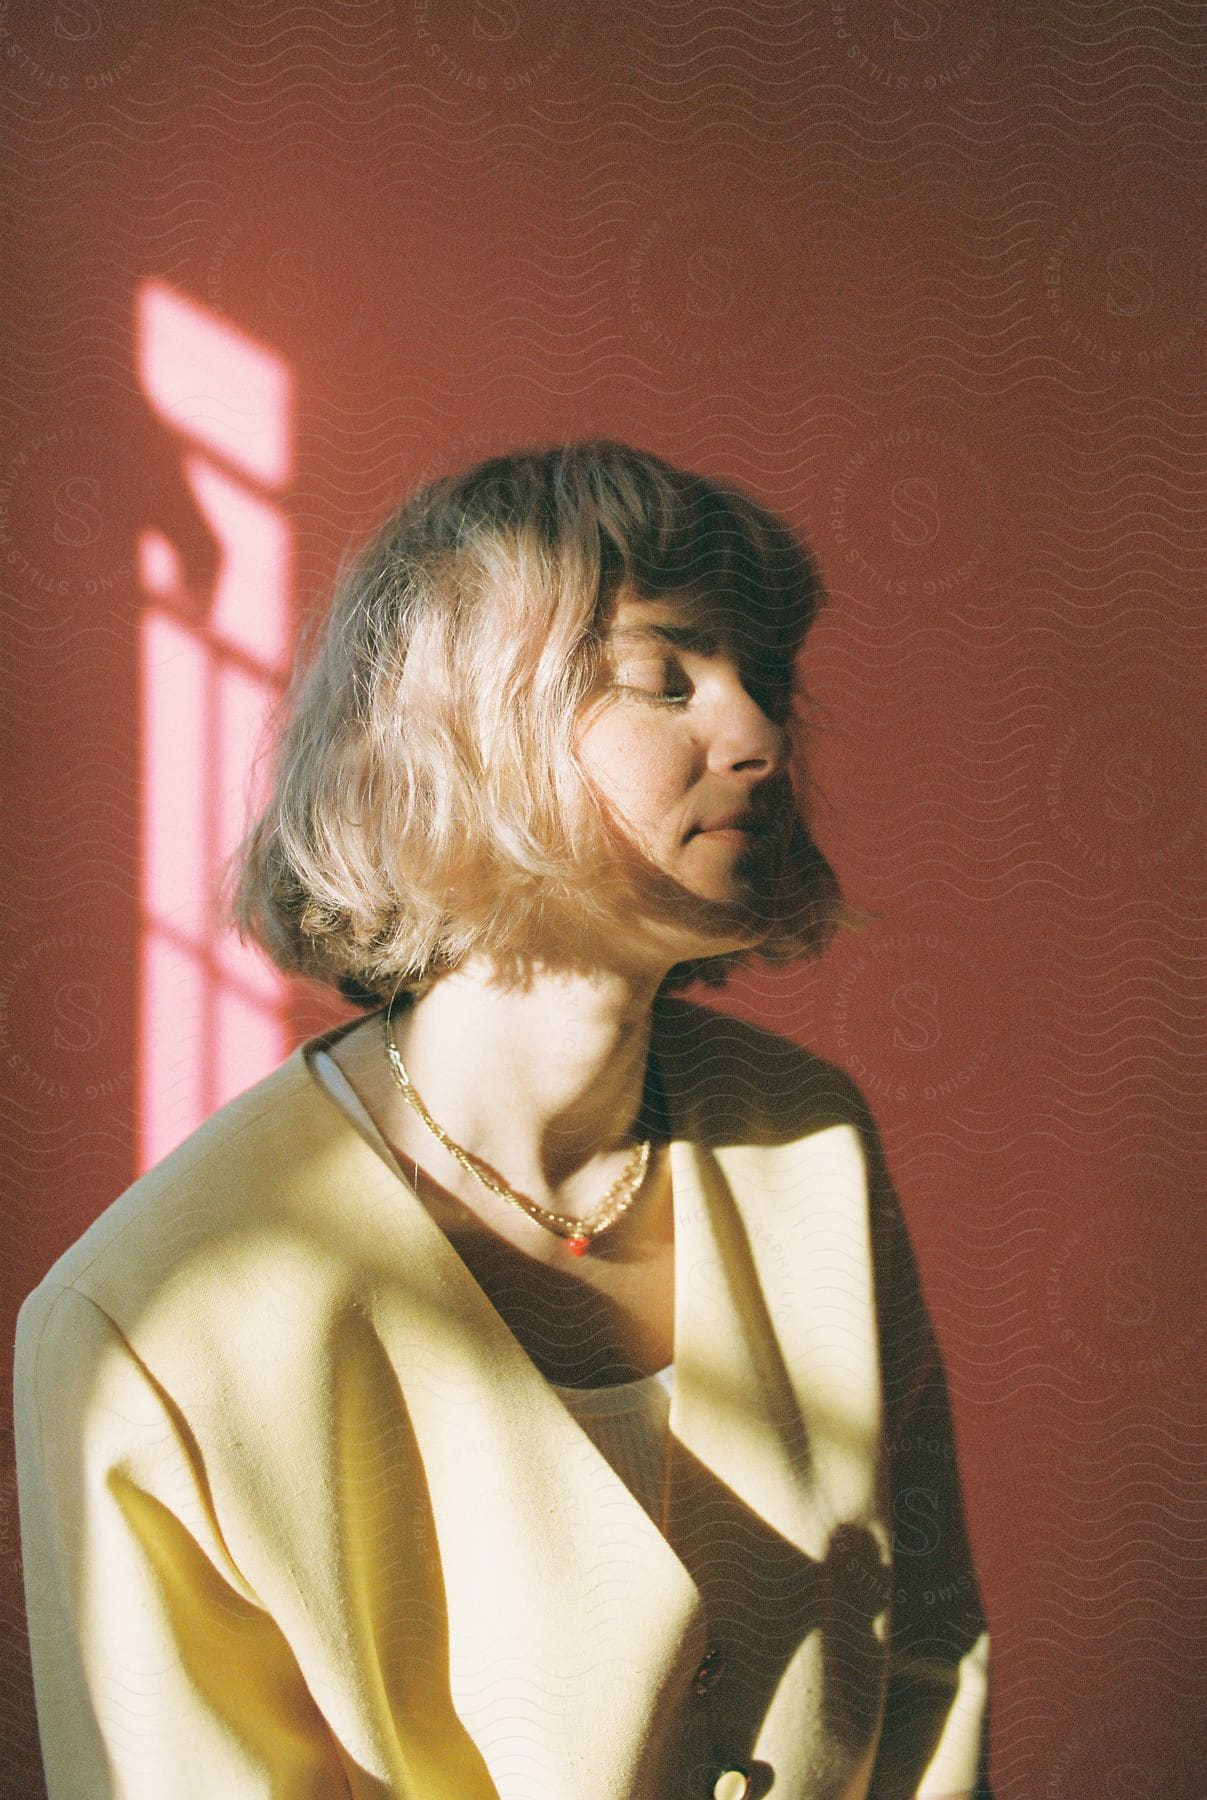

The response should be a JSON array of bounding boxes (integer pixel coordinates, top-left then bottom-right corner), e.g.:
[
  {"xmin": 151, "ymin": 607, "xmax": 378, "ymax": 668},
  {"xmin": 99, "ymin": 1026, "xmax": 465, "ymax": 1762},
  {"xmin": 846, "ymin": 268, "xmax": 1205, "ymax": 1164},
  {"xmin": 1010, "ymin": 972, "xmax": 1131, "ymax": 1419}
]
[
  {"xmin": 668, "ymin": 1126, "xmax": 886, "ymax": 1559},
  {"xmin": 662, "ymin": 1118, "xmax": 892, "ymax": 1783},
  {"xmin": 297, "ymin": 1023, "xmax": 883, "ymax": 1575}
]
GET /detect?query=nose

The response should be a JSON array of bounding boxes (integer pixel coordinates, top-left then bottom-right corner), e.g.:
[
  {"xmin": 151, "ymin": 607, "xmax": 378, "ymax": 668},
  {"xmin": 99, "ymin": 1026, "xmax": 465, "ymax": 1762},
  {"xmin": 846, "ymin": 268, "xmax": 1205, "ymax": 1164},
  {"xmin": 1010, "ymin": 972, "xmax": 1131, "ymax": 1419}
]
[{"xmin": 703, "ymin": 667, "xmax": 792, "ymax": 777}]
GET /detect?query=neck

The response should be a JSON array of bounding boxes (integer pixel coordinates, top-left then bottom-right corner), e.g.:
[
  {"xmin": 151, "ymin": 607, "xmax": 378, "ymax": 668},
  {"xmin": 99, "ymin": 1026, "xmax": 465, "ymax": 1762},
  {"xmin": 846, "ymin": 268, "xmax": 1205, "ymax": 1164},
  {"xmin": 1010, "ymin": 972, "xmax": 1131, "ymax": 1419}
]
[{"xmin": 387, "ymin": 953, "xmax": 673, "ymax": 1211}]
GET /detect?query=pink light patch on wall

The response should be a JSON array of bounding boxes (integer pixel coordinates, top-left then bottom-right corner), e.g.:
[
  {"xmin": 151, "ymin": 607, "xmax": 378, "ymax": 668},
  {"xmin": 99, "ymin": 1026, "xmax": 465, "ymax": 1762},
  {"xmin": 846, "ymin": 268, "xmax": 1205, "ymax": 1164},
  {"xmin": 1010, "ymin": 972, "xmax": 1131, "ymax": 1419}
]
[
  {"xmin": 136, "ymin": 280, "xmax": 293, "ymax": 488},
  {"xmin": 135, "ymin": 280, "xmax": 294, "ymax": 1168},
  {"xmin": 183, "ymin": 454, "xmax": 292, "ymax": 668}
]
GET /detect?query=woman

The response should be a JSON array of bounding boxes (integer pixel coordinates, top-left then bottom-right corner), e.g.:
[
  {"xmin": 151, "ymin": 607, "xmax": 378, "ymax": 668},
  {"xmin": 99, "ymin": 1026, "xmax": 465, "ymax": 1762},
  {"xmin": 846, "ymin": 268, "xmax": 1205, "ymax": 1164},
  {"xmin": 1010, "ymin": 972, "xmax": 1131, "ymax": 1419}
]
[{"xmin": 15, "ymin": 443, "xmax": 991, "ymax": 1798}]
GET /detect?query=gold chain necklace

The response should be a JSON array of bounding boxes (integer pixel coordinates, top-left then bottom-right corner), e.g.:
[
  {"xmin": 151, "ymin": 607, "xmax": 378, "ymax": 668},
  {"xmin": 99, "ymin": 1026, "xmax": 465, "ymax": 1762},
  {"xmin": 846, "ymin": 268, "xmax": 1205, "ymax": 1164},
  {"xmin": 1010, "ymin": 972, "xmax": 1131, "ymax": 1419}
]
[{"xmin": 381, "ymin": 996, "xmax": 656, "ymax": 1256}]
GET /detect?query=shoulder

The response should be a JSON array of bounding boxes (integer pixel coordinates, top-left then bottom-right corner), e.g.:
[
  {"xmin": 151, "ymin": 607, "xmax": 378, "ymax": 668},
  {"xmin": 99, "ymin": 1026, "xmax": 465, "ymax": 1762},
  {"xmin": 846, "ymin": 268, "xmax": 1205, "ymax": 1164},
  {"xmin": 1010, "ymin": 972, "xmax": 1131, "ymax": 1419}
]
[
  {"xmin": 654, "ymin": 995, "xmax": 878, "ymax": 1147},
  {"xmin": 657, "ymin": 1001, "xmax": 915, "ymax": 1291},
  {"xmin": 16, "ymin": 1033, "xmax": 355, "ymax": 1359}
]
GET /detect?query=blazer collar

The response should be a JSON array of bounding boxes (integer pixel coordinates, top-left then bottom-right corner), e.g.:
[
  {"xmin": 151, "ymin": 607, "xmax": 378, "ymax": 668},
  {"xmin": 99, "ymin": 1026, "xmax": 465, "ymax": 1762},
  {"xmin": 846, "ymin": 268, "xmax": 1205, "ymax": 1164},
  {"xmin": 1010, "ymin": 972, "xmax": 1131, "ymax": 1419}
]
[{"xmin": 288, "ymin": 1012, "xmax": 881, "ymax": 1603}]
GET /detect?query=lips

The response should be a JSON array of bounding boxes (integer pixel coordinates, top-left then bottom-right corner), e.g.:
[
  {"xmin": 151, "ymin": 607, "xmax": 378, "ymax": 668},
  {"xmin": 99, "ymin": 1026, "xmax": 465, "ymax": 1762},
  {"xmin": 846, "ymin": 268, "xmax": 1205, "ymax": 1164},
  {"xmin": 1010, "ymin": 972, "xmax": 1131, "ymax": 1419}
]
[
  {"xmin": 694, "ymin": 812, "xmax": 761, "ymax": 836},
  {"xmin": 691, "ymin": 785, "xmax": 795, "ymax": 839},
  {"xmin": 691, "ymin": 799, "xmax": 796, "ymax": 844}
]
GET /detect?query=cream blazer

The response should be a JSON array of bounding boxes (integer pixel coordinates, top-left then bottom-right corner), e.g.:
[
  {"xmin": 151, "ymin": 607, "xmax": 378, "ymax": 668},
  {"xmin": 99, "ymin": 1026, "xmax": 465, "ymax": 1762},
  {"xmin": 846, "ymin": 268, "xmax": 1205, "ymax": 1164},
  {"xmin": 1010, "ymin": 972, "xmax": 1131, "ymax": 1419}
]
[{"xmin": 14, "ymin": 1001, "xmax": 992, "ymax": 1799}]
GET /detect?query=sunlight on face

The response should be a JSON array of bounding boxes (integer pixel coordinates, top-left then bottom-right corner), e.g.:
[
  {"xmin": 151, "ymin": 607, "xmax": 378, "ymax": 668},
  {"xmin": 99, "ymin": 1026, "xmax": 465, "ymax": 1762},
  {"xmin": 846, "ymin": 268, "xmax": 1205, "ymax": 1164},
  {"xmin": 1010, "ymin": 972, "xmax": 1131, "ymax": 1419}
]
[{"xmin": 573, "ymin": 592, "xmax": 800, "ymax": 958}]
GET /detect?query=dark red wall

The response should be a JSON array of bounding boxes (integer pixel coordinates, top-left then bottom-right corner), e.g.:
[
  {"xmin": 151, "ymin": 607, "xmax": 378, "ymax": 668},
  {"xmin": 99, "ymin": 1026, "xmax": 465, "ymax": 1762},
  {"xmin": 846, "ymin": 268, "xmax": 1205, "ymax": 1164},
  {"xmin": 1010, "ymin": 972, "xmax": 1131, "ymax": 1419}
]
[{"xmin": 3, "ymin": 4, "xmax": 1203, "ymax": 1794}]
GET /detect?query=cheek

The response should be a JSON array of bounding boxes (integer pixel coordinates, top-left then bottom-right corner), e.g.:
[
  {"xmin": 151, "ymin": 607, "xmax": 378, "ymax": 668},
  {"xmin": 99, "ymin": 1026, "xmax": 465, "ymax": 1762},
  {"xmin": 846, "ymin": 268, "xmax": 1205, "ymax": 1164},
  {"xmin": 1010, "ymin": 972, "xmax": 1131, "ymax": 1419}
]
[{"xmin": 576, "ymin": 714, "xmax": 686, "ymax": 825}]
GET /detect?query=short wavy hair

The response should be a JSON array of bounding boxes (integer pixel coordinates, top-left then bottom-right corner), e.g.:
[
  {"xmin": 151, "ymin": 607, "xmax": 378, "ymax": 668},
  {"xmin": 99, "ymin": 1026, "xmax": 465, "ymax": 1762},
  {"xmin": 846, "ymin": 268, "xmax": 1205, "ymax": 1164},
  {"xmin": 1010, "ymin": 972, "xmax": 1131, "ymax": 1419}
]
[{"xmin": 222, "ymin": 440, "xmax": 846, "ymax": 1008}]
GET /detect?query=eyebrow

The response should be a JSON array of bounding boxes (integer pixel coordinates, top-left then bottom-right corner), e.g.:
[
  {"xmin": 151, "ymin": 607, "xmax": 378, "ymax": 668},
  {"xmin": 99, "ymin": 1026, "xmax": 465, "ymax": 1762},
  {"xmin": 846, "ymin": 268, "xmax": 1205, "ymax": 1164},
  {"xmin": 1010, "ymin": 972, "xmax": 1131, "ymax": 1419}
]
[{"xmin": 610, "ymin": 622, "xmax": 719, "ymax": 653}]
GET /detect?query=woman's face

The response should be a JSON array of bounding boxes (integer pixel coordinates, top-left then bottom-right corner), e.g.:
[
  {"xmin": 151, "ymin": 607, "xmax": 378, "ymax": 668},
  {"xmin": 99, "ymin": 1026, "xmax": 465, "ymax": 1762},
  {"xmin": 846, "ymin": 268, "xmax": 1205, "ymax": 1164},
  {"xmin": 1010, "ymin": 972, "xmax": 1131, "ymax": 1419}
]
[{"xmin": 573, "ymin": 589, "xmax": 799, "ymax": 959}]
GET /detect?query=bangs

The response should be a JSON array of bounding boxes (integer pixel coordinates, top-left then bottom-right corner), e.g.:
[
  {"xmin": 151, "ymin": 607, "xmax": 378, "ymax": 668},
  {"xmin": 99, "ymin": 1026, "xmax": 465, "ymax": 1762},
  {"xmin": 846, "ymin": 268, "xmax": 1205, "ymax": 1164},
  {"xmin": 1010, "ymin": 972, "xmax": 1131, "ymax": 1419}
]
[
  {"xmin": 395, "ymin": 440, "xmax": 821, "ymax": 662},
  {"xmin": 590, "ymin": 460, "xmax": 819, "ymax": 668}
]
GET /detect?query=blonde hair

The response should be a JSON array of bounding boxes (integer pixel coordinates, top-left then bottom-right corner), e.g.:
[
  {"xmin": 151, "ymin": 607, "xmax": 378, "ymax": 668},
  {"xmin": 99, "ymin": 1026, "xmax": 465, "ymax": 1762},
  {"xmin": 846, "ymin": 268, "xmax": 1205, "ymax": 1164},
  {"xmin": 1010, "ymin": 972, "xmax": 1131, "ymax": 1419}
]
[{"xmin": 222, "ymin": 440, "xmax": 846, "ymax": 1007}]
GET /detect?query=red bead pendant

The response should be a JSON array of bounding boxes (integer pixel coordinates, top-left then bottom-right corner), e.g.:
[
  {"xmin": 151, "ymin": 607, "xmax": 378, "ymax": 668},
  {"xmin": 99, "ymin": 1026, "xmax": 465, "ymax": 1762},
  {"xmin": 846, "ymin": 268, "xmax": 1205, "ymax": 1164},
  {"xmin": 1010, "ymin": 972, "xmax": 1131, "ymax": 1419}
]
[{"xmin": 566, "ymin": 1234, "xmax": 591, "ymax": 1256}]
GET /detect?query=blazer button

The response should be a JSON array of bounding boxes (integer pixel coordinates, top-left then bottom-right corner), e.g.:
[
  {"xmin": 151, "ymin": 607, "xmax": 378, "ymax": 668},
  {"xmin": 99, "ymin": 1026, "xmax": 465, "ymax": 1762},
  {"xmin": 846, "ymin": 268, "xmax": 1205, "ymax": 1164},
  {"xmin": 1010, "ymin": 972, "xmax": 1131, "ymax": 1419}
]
[
  {"xmin": 692, "ymin": 1645, "xmax": 726, "ymax": 1695},
  {"xmin": 712, "ymin": 1770, "xmax": 752, "ymax": 1800}
]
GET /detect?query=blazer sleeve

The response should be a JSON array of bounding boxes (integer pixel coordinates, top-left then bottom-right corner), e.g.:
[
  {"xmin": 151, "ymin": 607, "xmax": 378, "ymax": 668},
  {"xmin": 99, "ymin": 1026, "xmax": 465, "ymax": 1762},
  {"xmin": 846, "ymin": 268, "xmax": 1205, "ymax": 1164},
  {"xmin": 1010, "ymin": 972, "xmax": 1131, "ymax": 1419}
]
[
  {"xmin": 862, "ymin": 1145, "xmax": 994, "ymax": 1800},
  {"xmin": 14, "ymin": 1282, "xmax": 351, "ymax": 1799}
]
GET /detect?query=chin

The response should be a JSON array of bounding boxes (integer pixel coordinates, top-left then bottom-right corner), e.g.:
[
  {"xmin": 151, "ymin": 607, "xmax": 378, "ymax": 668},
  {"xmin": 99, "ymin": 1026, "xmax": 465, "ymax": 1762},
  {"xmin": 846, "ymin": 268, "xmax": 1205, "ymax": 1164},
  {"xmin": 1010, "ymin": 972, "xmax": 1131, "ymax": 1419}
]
[
  {"xmin": 692, "ymin": 861, "xmax": 784, "ymax": 913},
  {"xmin": 605, "ymin": 841, "xmax": 786, "ymax": 960},
  {"xmin": 664, "ymin": 891, "xmax": 777, "ymax": 959}
]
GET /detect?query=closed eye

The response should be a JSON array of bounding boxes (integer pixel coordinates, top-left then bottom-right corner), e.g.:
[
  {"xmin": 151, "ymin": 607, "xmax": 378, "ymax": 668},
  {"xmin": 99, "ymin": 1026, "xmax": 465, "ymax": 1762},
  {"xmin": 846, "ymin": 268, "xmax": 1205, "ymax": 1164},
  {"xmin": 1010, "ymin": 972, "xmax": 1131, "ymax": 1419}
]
[
  {"xmin": 611, "ymin": 649, "xmax": 798, "ymax": 718},
  {"xmin": 634, "ymin": 683, "xmax": 692, "ymax": 706},
  {"xmin": 612, "ymin": 653, "xmax": 693, "ymax": 705}
]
